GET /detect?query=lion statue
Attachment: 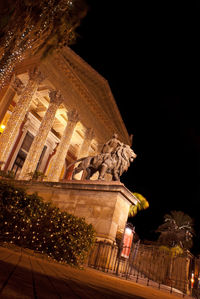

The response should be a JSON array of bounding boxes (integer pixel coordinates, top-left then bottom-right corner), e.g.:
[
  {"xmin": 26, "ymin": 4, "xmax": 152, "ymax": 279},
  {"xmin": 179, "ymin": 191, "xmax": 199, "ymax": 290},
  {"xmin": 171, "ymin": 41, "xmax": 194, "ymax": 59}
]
[{"xmin": 70, "ymin": 144, "xmax": 137, "ymax": 181}]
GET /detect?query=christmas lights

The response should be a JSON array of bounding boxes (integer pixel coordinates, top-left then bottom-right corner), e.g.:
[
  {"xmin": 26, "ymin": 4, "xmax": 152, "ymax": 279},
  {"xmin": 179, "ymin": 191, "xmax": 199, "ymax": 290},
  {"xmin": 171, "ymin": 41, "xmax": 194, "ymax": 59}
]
[
  {"xmin": 0, "ymin": 68, "xmax": 45, "ymax": 166},
  {"xmin": 0, "ymin": 0, "xmax": 87, "ymax": 89},
  {"xmin": 46, "ymin": 109, "xmax": 79, "ymax": 182},
  {"xmin": 18, "ymin": 90, "xmax": 63, "ymax": 180}
]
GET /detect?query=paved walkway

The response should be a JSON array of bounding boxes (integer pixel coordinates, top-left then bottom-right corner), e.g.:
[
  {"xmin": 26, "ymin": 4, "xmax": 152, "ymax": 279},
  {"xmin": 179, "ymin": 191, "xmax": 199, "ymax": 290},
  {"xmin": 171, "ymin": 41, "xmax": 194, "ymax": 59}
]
[{"xmin": 0, "ymin": 246, "xmax": 193, "ymax": 299}]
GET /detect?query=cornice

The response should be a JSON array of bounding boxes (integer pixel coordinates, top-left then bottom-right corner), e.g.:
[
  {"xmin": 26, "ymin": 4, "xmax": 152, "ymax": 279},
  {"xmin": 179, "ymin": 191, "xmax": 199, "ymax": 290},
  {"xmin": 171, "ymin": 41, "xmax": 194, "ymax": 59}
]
[
  {"xmin": 11, "ymin": 180, "xmax": 139, "ymax": 206},
  {"xmin": 14, "ymin": 48, "xmax": 131, "ymax": 144},
  {"xmin": 52, "ymin": 53, "xmax": 114, "ymax": 135},
  {"xmin": 62, "ymin": 47, "xmax": 131, "ymax": 144}
]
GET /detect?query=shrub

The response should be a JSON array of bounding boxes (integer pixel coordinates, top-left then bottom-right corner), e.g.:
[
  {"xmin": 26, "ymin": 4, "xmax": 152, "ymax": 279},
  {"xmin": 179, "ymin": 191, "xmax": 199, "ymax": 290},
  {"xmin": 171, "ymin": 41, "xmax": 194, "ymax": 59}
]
[
  {"xmin": 0, "ymin": 180, "xmax": 95, "ymax": 266},
  {"xmin": 27, "ymin": 170, "xmax": 46, "ymax": 181},
  {"xmin": 0, "ymin": 169, "xmax": 15, "ymax": 179}
]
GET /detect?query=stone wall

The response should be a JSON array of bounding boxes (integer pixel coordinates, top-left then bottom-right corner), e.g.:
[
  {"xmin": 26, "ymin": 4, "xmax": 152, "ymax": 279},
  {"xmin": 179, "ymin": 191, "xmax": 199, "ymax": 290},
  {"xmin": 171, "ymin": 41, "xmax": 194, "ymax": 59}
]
[{"xmin": 13, "ymin": 180, "xmax": 138, "ymax": 242}]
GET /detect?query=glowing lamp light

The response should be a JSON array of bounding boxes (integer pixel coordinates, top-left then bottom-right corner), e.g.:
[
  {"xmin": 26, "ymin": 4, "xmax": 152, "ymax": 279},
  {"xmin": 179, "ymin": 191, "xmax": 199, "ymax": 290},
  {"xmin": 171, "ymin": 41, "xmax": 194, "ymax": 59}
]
[
  {"xmin": 121, "ymin": 226, "xmax": 134, "ymax": 258},
  {"xmin": 125, "ymin": 227, "xmax": 133, "ymax": 236},
  {"xmin": 0, "ymin": 124, "xmax": 6, "ymax": 133},
  {"xmin": 191, "ymin": 272, "xmax": 194, "ymax": 288}
]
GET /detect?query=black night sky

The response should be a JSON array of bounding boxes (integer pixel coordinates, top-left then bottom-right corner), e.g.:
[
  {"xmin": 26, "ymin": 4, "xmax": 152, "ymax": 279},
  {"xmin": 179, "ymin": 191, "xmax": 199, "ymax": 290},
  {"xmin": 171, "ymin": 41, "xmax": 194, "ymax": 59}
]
[{"xmin": 71, "ymin": 1, "xmax": 199, "ymax": 254}]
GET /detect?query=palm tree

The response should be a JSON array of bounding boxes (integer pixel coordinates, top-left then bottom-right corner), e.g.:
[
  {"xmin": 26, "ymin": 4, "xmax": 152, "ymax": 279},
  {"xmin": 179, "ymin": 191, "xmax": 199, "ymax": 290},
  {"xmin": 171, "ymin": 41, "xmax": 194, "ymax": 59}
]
[
  {"xmin": 156, "ymin": 210, "xmax": 194, "ymax": 250},
  {"xmin": 128, "ymin": 193, "xmax": 149, "ymax": 217}
]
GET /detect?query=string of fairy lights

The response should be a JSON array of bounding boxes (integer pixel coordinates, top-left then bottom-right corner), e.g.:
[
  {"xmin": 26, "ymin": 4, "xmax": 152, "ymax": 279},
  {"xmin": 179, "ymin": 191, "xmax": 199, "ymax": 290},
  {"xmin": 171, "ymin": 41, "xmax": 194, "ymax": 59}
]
[
  {"xmin": 0, "ymin": 181, "xmax": 95, "ymax": 265},
  {"xmin": 0, "ymin": 28, "xmax": 33, "ymax": 88},
  {"xmin": 0, "ymin": 67, "xmax": 44, "ymax": 165},
  {"xmin": 0, "ymin": 0, "xmax": 84, "ymax": 89}
]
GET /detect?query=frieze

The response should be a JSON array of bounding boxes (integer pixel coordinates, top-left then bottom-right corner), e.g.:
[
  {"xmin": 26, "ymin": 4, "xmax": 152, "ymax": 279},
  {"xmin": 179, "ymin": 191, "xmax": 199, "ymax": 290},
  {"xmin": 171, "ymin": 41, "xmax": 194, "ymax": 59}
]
[
  {"xmin": 61, "ymin": 48, "xmax": 130, "ymax": 142},
  {"xmin": 54, "ymin": 54, "xmax": 114, "ymax": 134}
]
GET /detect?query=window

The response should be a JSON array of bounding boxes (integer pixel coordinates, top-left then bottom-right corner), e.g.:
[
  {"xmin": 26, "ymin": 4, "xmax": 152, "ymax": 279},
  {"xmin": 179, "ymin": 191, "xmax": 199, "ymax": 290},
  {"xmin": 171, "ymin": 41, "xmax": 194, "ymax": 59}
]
[{"xmin": 12, "ymin": 131, "xmax": 34, "ymax": 176}]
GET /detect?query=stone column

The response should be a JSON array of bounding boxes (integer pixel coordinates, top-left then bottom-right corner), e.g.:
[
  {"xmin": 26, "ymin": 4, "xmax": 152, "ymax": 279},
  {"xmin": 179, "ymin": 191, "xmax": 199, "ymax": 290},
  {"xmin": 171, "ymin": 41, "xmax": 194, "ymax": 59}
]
[
  {"xmin": 0, "ymin": 68, "xmax": 44, "ymax": 166},
  {"xmin": 46, "ymin": 109, "xmax": 79, "ymax": 182},
  {"xmin": 77, "ymin": 128, "xmax": 95, "ymax": 180},
  {"xmin": 0, "ymin": 76, "xmax": 25, "ymax": 124},
  {"xmin": 11, "ymin": 75, "xmax": 26, "ymax": 97},
  {"xmin": 97, "ymin": 142, "xmax": 103, "ymax": 154},
  {"xmin": 18, "ymin": 90, "xmax": 63, "ymax": 180},
  {"xmin": 78, "ymin": 128, "xmax": 95, "ymax": 158}
]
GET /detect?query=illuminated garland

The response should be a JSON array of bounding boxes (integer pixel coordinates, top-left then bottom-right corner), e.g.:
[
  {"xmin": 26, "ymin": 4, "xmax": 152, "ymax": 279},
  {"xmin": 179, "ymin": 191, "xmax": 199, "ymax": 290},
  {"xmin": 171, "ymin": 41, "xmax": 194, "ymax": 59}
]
[
  {"xmin": 0, "ymin": 0, "xmax": 87, "ymax": 89},
  {"xmin": 0, "ymin": 180, "xmax": 95, "ymax": 266}
]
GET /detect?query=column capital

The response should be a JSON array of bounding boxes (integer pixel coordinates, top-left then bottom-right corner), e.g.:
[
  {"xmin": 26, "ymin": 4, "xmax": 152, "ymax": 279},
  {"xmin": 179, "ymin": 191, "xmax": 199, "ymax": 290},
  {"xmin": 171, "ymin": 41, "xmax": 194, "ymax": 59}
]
[
  {"xmin": 28, "ymin": 67, "xmax": 45, "ymax": 84},
  {"xmin": 67, "ymin": 109, "xmax": 79, "ymax": 123},
  {"xmin": 85, "ymin": 127, "xmax": 95, "ymax": 140},
  {"xmin": 11, "ymin": 75, "xmax": 25, "ymax": 95},
  {"xmin": 49, "ymin": 90, "xmax": 63, "ymax": 106}
]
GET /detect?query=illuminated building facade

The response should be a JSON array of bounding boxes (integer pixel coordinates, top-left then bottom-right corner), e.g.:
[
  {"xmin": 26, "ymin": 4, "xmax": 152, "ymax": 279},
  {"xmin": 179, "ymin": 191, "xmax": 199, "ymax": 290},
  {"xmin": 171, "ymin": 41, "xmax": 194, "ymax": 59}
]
[{"xmin": 0, "ymin": 47, "xmax": 131, "ymax": 181}]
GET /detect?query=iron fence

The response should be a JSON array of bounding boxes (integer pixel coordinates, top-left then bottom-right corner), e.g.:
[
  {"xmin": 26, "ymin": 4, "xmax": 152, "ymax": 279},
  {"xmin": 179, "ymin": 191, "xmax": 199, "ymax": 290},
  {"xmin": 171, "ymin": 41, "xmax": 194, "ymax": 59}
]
[{"xmin": 87, "ymin": 241, "xmax": 195, "ymax": 297}]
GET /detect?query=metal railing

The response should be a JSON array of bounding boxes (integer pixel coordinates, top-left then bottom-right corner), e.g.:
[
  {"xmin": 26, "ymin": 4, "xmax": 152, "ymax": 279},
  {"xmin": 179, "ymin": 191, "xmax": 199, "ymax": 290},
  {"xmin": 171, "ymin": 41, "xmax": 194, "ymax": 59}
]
[{"xmin": 87, "ymin": 241, "xmax": 194, "ymax": 297}]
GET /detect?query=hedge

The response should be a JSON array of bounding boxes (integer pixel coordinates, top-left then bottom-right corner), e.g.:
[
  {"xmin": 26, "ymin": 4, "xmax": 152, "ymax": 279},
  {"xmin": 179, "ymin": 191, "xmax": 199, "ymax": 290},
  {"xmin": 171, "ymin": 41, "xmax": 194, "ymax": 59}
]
[{"xmin": 0, "ymin": 180, "xmax": 95, "ymax": 266}]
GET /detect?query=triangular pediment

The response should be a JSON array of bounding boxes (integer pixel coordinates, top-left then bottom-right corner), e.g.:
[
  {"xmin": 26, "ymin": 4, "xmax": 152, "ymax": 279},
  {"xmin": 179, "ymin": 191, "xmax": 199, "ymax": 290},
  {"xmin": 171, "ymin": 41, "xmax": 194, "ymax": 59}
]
[
  {"xmin": 14, "ymin": 46, "xmax": 131, "ymax": 145},
  {"xmin": 61, "ymin": 47, "xmax": 130, "ymax": 144}
]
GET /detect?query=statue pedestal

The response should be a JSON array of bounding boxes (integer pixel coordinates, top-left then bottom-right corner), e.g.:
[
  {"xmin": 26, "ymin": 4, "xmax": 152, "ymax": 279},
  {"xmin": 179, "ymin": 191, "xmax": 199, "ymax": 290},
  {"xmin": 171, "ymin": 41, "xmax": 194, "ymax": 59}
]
[{"xmin": 14, "ymin": 180, "xmax": 138, "ymax": 242}]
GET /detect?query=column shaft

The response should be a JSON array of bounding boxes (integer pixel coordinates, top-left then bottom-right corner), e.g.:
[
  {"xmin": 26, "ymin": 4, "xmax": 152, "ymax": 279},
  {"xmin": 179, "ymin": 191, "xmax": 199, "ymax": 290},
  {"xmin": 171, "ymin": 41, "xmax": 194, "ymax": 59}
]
[
  {"xmin": 46, "ymin": 109, "xmax": 79, "ymax": 182},
  {"xmin": 0, "ymin": 68, "xmax": 44, "ymax": 166},
  {"xmin": 78, "ymin": 128, "xmax": 94, "ymax": 180},
  {"xmin": 0, "ymin": 76, "xmax": 25, "ymax": 124},
  {"xmin": 78, "ymin": 128, "xmax": 94, "ymax": 158},
  {"xmin": 18, "ymin": 90, "xmax": 63, "ymax": 180}
]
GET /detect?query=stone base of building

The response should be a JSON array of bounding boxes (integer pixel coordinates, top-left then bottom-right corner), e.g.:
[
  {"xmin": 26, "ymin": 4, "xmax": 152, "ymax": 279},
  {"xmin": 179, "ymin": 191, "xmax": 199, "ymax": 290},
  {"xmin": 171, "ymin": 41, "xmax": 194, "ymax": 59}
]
[{"xmin": 13, "ymin": 180, "xmax": 138, "ymax": 242}]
